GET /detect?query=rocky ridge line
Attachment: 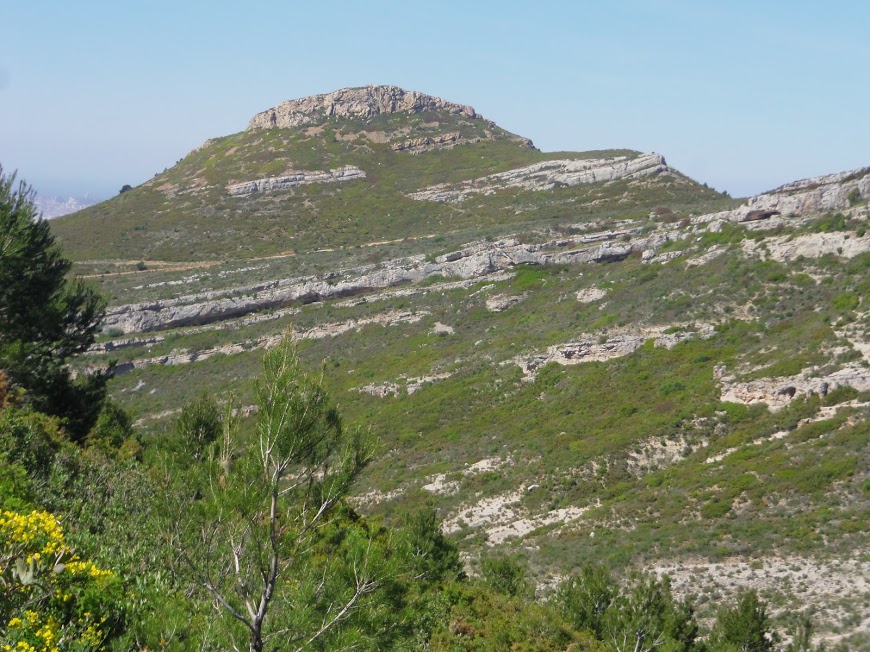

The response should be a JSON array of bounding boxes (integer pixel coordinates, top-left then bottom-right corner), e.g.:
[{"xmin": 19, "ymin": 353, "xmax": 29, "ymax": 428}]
[
  {"xmin": 408, "ymin": 153, "xmax": 669, "ymax": 202},
  {"xmin": 247, "ymin": 85, "xmax": 480, "ymax": 130},
  {"xmin": 101, "ymin": 231, "xmax": 659, "ymax": 334},
  {"xmin": 101, "ymin": 218, "xmax": 870, "ymax": 335},
  {"xmin": 698, "ymin": 166, "xmax": 869, "ymax": 223},
  {"xmin": 226, "ymin": 166, "xmax": 365, "ymax": 196}
]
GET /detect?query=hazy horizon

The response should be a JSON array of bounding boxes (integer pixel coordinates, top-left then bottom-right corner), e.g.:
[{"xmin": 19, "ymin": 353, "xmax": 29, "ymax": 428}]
[{"xmin": 2, "ymin": 0, "xmax": 868, "ymax": 200}]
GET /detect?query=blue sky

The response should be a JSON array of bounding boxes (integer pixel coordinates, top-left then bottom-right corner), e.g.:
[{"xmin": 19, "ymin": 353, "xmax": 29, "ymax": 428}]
[{"xmin": 1, "ymin": 0, "xmax": 868, "ymax": 199}]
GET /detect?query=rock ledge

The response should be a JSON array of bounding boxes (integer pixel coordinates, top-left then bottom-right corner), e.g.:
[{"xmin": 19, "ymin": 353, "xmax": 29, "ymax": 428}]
[{"xmin": 247, "ymin": 85, "xmax": 479, "ymax": 130}]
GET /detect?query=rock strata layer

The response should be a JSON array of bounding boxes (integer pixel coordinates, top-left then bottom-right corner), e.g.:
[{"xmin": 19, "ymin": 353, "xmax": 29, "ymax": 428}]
[
  {"xmin": 409, "ymin": 153, "xmax": 669, "ymax": 202},
  {"xmin": 716, "ymin": 363, "xmax": 870, "ymax": 412},
  {"xmin": 247, "ymin": 85, "xmax": 479, "ymax": 130},
  {"xmin": 101, "ymin": 229, "xmax": 666, "ymax": 334},
  {"xmin": 697, "ymin": 167, "xmax": 870, "ymax": 223},
  {"xmin": 227, "ymin": 166, "xmax": 364, "ymax": 196},
  {"xmin": 391, "ymin": 132, "xmax": 479, "ymax": 154},
  {"xmin": 508, "ymin": 324, "xmax": 716, "ymax": 380}
]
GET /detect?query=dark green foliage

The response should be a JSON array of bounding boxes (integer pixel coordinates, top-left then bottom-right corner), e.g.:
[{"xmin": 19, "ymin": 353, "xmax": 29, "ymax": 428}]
[
  {"xmin": 429, "ymin": 582, "xmax": 602, "ymax": 652},
  {"xmin": 601, "ymin": 574, "xmax": 698, "ymax": 652},
  {"xmin": 173, "ymin": 391, "xmax": 221, "ymax": 457},
  {"xmin": 0, "ymin": 407, "xmax": 63, "ymax": 509},
  {"xmin": 708, "ymin": 590, "xmax": 775, "ymax": 652},
  {"xmin": 173, "ymin": 337, "xmax": 376, "ymax": 652},
  {"xmin": 89, "ymin": 399, "xmax": 136, "ymax": 453},
  {"xmin": 785, "ymin": 614, "xmax": 816, "ymax": 652},
  {"xmin": 399, "ymin": 506, "xmax": 463, "ymax": 585},
  {"xmin": 557, "ymin": 567, "xmax": 698, "ymax": 652},
  {"xmin": 513, "ymin": 265, "xmax": 555, "ymax": 290},
  {"xmin": 812, "ymin": 212, "xmax": 850, "ymax": 233},
  {"xmin": 481, "ymin": 553, "xmax": 532, "ymax": 598},
  {"xmin": 832, "ymin": 291, "xmax": 860, "ymax": 311},
  {"xmin": 555, "ymin": 563, "xmax": 616, "ymax": 638},
  {"xmin": 0, "ymin": 166, "xmax": 108, "ymax": 439}
]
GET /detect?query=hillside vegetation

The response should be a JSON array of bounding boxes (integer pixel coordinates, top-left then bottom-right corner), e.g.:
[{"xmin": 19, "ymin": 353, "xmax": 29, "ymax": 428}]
[{"xmin": 46, "ymin": 86, "xmax": 870, "ymax": 648}]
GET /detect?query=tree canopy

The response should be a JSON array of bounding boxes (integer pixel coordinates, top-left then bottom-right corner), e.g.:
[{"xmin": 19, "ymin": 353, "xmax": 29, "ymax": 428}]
[{"xmin": 0, "ymin": 166, "xmax": 108, "ymax": 438}]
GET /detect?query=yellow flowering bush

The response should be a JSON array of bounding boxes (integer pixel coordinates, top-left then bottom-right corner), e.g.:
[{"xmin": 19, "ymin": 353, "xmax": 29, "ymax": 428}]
[{"xmin": 1, "ymin": 510, "xmax": 125, "ymax": 651}]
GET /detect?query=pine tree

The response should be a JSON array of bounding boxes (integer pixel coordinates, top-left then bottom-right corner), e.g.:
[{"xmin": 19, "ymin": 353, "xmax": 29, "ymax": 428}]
[
  {"xmin": 0, "ymin": 166, "xmax": 108, "ymax": 439},
  {"xmin": 708, "ymin": 590, "xmax": 775, "ymax": 652}
]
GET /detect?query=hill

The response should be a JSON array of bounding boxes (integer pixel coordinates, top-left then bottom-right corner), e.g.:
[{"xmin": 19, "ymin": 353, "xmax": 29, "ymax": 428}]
[
  {"xmin": 52, "ymin": 85, "xmax": 730, "ymax": 262},
  {"xmin": 56, "ymin": 86, "xmax": 870, "ymax": 646},
  {"xmin": 33, "ymin": 192, "xmax": 100, "ymax": 219}
]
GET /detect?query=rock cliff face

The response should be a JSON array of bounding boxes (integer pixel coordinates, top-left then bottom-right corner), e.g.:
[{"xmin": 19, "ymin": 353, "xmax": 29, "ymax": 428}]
[
  {"xmin": 101, "ymin": 231, "xmax": 663, "ymax": 334},
  {"xmin": 391, "ymin": 132, "xmax": 482, "ymax": 154},
  {"xmin": 247, "ymin": 85, "xmax": 480, "ymax": 130},
  {"xmin": 226, "ymin": 166, "xmax": 365, "ymax": 196},
  {"xmin": 409, "ymin": 153, "xmax": 669, "ymax": 202},
  {"xmin": 698, "ymin": 166, "xmax": 870, "ymax": 223}
]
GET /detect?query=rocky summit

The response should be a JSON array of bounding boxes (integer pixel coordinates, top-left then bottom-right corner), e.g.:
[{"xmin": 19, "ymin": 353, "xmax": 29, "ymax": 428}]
[
  {"xmin": 53, "ymin": 86, "xmax": 870, "ymax": 647},
  {"xmin": 247, "ymin": 84, "xmax": 480, "ymax": 129}
]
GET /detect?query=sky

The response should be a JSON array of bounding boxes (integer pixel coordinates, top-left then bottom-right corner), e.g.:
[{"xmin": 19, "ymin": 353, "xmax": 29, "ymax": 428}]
[{"xmin": 1, "ymin": 0, "xmax": 868, "ymax": 200}]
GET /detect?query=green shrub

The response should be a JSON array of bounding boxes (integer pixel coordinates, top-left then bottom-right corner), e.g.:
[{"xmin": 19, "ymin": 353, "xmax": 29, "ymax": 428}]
[
  {"xmin": 173, "ymin": 392, "xmax": 221, "ymax": 458},
  {"xmin": 701, "ymin": 498, "xmax": 732, "ymax": 519},
  {"xmin": 659, "ymin": 379, "xmax": 687, "ymax": 395},
  {"xmin": 832, "ymin": 291, "xmax": 860, "ymax": 311},
  {"xmin": 709, "ymin": 590, "xmax": 775, "ymax": 652},
  {"xmin": 481, "ymin": 553, "xmax": 532, "ymax": 598}
]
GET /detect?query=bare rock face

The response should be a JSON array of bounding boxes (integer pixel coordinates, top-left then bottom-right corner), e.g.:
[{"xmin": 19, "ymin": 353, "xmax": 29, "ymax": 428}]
[
  {"xmin": 743, "ymin": 167, "xmax": 870, "ymax": 216},
  {"xmin": 697, "ymin": 167, "xmax": 870, "ymax": 224},
  {"xmin": 226, "ymin": 166, "xmax": 365, "ymax": 196},
  {"xmin": 576, "ymin": 287, "xmax": 607, "ymax": 303},
  {"xmin": 247, "ymin": 85, "xmax": 479, "ymax": 130},
  {"xmin": 409, "ymin": 153, "xmax": 669, "ymax": 202},
  {"xmin": 507, "ymin": 324, "xmax": 715, "ymax": 380},
  {"xmin": 392, "ymin": 132, "xmax": 479, "ymax": 154},
  {"xmin": 486, "ymin": 294, "xmax": 525, "ymax": 312},
  {"xmin": 742, "ymin": 231, "xmax": 870, "ymax": 262},
  {"xmin": 102, "ymin": 227, "xmax": 679, "ymax": 334},
  {"xmin": 716, "ymin": 363, "xmax": 870, "ymax": 411}
]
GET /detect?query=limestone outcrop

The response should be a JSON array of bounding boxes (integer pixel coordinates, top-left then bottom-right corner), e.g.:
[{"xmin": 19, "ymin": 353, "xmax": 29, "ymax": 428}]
[
  {"xmin": 100, "ymin": 311, "xmax": 426, "ymax": 374},
  {"xmin": 102, "ymin": 228, "xmax": 678, "ymax": 334},
  {"xmin": 226, "ymin": 166, "xmax": 365, "ymax": 196},
  {"xmin": 716, "ymin": 363, "xmax": 870, "ymax": 412},
  {"xmin": 507, "ymin": 324, "xmax": 716, "ymax": 380},
  {"xmin": 408, "ymin": 153, "xmax": 669, "ymax": 202},
  {"xmin": 247, "ymin": 85, "xmax": 479, "ymax": 130},
  {"xmin": 741, "ymin": 231, "xmax": 870, "ymax": 261},
  {"xmin": 695, "ymin": 167, "xmax": 870, "ymax": 224},
  {"xmin": 391, "ymin": 132, "xmax": 478, "ymax": 154}
]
